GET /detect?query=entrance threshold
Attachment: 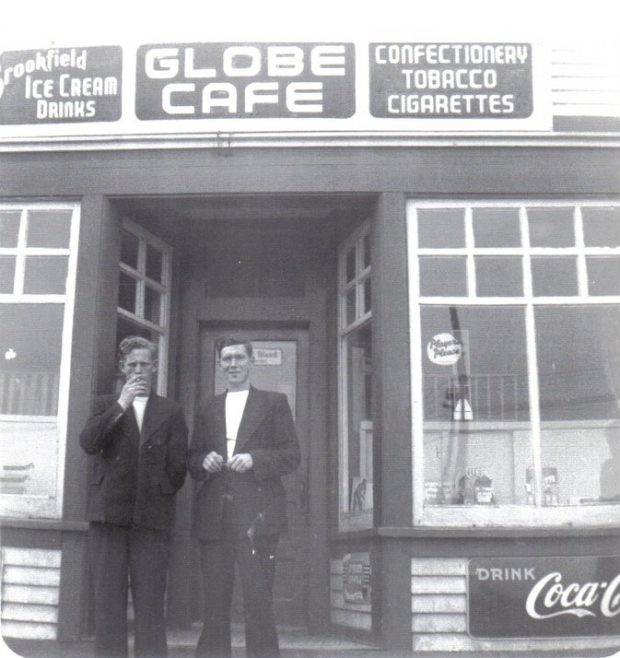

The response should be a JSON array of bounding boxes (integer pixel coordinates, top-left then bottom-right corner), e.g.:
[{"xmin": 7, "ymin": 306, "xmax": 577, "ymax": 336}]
[{"xmin": 167, "ymin": 623, "xmax": 384, "ymax": 656}]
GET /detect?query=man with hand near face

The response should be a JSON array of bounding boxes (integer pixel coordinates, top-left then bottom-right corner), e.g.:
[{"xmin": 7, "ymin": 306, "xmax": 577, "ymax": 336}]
[
  {"xmin": 189, "ymin": 336, "xmax": 300, "ymax": 658},
  {"xmin": 80, "ymin": 336, "xmax": 188, "ymax": 658}
]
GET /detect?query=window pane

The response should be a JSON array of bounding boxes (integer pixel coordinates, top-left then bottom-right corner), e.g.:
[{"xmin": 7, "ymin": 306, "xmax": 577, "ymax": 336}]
[
  {"xmin": 582, "ymin": 207, "xmax": 620, "ymax": 247},
  {"xmin": 472, "ymin": 208, "xmax": 521, "ymax": 247},
  {"xmin": 363, "ymin": 278, "xmax": 371, "ymax": 314},
  {"xmin": 528, "ymin": 207, "xmax": 575, "ymax": 247},
  {"xmin": 587, "ymin": 257, "xmax": 620, "ymax": 295},
  {"xmin": 26, "ymin": 210, "xmax": 72, "ymax": 248},
  {"xmin": 0, "ymin": 211, "xmax": 20, "ymax": 247},
  {"xmin": 23, "ymin": 256, "xmax": 68, "ymax": 294},
  {"xmin": 419, "ymin": 256, "xmax": 467, "ymax": 296},
  {"xmin": 0, "ymin": 256, "xmax": 15, "ymax": 292},
  {"xmin": 475, "ymin": 256, "xmax": 523, "ymax": 296},
  {"xmin": 118, "ymin": 272, "xmax": 138, "ymax": 313},
  {"xmin": 363, "ymin": 233, "xmax": 371, "ymax": 269},
  {"xmin": 0, "ymin": 304, "xmax": 63, "ymax": 415},
  {"xmin": 146, "ymin": 244, "xmax": 163, "ymax": 283},
  {"xmin": 144, "ymin": 286, "xmax": 162, "ymax": 325},
  {"xmin": 344, "ymin": 322, "xmax": 373, "ymax": 521},
  {"xmin": 345, "ymin": 287, "xmax": 356, "ymax": 326},
  {"xmin": 345, "ymin": 248, "xmax": 356, "ymax": 283},
  {"xmin": 536, "ymin": 305, "xmax": 620, "ymax": 505},
  {"xmin": 422, "ymin": 306, "xmax": 531, "ymax": 506},
  {"xmin": 531, "ymin": 257, "xmax": 578, "ymax": 296},
  {"xmin": 121, "ymin": 229, "xmax": 139, "ymax": 270},
  {"xmin": 418, "ymin": 209, "xmax": 465, "ymax": 248}
]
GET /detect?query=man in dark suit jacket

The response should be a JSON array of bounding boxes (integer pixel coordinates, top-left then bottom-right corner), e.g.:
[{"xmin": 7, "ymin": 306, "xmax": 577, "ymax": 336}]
[
  {"xmin": 80, "ymin": 336, "xmax": 188, "ymax": 658},
  {"xmin": 189, "ymin": 336, "xmax": 300, "ymax": 658}
]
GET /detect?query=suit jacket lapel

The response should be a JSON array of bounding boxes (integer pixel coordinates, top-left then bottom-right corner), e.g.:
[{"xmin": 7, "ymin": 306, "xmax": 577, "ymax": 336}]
[
  {"xmin": 212, "ymin": 393, "xmax": 228, "ymax": 457},
  {"xmin": 234, "ymin": 387, "xmax": 268, "ymax": 453},
  {"xmin": 140, "ymin": 394, "xmax": 167, "ymax": 445}
]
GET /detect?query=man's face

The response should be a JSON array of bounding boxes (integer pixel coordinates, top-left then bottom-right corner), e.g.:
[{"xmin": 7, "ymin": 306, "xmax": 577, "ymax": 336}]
[
  {"xmin": 218, "ymin": 344, "xmax": 252, "ymax": 391},
  {"xmin": 120, "ymin": 347, "xmax": 157, "ymax": 393}
]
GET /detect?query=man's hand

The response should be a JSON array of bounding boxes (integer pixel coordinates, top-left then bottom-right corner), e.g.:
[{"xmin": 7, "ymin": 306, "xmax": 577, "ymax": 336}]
[
  {"xmin": 227, "ymin": 453, "xmax": 253, "ymax": 473},
  {"xmin": 118, "ymin": 375, "xmax": 150, "ymax": 410},
  {"xmin": 202, "ymin": 451, "xmax": 224, "ymax": 474}
]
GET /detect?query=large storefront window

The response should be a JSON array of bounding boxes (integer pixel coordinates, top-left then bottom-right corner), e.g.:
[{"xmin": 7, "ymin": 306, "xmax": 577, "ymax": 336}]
[
  {"xmin": 116, "ymin": 219, "xmax": 171, "ymax": 394},
  {"xmin": 339, "ymin": 223, "xmax": 374, "ymax": 530},
  {"xmin": 408, "ymin": 201, "xmax": 620, "ymax": 527},
  {"xmin": 0, "ymin": 204, "xmax": 79, "ymax": 518}
]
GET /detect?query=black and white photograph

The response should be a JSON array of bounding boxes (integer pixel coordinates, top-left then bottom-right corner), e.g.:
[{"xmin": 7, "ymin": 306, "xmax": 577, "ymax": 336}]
[{"xmin": 0, "ymin": 2, "xmax": 619, "ymax": 657}]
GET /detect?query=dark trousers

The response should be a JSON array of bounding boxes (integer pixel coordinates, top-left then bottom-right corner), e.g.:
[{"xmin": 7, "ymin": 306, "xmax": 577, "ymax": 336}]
[
  {"xmin": 88, "ymin": 522, "xmax": 171, "ymax": 658},
  {"xmin": 196, "ymin": 530, "xmax": 279, "ymax": 658}
]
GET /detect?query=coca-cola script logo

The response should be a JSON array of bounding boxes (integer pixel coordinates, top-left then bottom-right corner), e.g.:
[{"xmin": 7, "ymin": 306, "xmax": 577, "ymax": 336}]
[{"xmin": 525, "ymin": 571, "xmax": 620, "ymax": 620}]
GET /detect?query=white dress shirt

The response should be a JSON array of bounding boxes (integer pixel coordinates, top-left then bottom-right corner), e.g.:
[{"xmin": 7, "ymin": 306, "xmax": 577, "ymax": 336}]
[
  {"xmin": 132, "ymin": 395, "xmax": 149, "ymax": 432},
  {"xmin": 225, "ymin": 390, "xmax": 249, "ymax": 457}
]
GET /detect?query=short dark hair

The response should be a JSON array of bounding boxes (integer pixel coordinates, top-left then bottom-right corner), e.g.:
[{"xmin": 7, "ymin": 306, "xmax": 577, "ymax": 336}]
[
  {"xmin": 215, "ymin": 336, "xmax": 253, "ymax": 359},
  {"xmin": 118, "ymin": 336, "xmax": 158, "ymax": 362}
]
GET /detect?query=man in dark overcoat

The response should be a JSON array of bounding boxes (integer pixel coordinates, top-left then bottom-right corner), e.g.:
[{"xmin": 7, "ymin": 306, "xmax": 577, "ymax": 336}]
[
  {"xmin": 189, "ymin": 336, "xmax": 300, "ymax": 658},
  {"xmin": 80, "ymin": 335, "xmax": 188, "ymax": 658}
]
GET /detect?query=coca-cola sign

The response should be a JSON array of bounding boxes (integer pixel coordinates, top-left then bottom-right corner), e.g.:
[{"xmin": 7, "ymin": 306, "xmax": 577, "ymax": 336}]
[{"xmin": 468, "ymin": 556, "xmax": 620, "ymax": 638}]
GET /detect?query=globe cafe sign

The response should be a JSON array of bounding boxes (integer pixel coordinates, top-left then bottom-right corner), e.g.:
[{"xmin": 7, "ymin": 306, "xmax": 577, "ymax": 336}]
[{"xmin": 0, "ymin": 41, "xmax": 546, "ymax": 132}]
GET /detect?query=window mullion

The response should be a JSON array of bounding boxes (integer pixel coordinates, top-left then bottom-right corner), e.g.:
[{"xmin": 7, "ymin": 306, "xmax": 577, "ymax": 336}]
[
  {"xmin": 525, "ymin": 302, "xmax": 543, "ymax": 506},
  {"xmin": 574, "ymin": 206, "xmax": 588, "ymax": 296},
  {"xmin": 13, "ymin": 209, "xmax": 28, "ymax": 295},
  {"xmin": 464, "ymin": 206, "xmax": 476, "ymax": 297}
]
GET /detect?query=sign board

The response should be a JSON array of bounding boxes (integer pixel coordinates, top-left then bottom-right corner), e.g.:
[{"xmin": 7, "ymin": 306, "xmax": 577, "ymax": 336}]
[
  {"xmin": 342, "ymin": 552, "xmax": 371, "ymax": 604},
  {"xmin": 369, "ymin": 43, "xmax": 533, "ymax": 119},
  {"xmin": 135, "ymin": 43, "xmax": 355, "ymax": 120},
  {"xmin": 253, "ymin": 347, "xmax": 283, "ymax": 366},
  {"xmin": 0, "ymin": 46, "xmax": 122, "ymax": 124},
  {"xmin": 468, "ymin": 556, "xmax": 620, "ymax": 638}
]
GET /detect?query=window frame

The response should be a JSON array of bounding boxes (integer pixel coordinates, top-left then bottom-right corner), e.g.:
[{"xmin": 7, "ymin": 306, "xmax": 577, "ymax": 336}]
[
  {"xmin": 0, "ymin": 201, "xmax": 80, "ymax": 519},
  {"xmin": 407, "ymin": 199, "xmax": 620, "ymax": 528},
  {"xmin": 118, "ymin": 218, "xmax": 172, "ymax": 396},
  {"xmin": 338, "ymin": 221, "xmax": 373, "ymax": 531}
]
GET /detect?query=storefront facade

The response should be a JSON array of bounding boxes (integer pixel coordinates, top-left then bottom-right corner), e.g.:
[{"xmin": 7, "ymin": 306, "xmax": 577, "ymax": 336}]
[{"xmin": 1, "ymin": 37, "xmax": 620, "ymax": 655}]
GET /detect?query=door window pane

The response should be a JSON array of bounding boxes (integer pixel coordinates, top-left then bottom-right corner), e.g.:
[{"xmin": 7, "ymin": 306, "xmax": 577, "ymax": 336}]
[
  {"xmin": 344, "ymin": 323, "xmax": 374, "ymax": 518},
  {"xmin": 146, "ymin": 244, "xmax": 163, "ymax": 283},
  {"xmin": 582, "ymin": 207, "xmax": 620, "ymax": 247},
  {"xmin": 363, "ymin": 278, "xmax": 371, "ymax": 315},
  {"xmin": 475, "ymin": 256, "xmax": 523, "ymax": 297},
  {"xmin": 0, "ymin": 212, "xmax": 20, "ymax": 247},
  {"xmin": 528, "ymin": 208, "xmax": 575, "ymax": 247},
  {"xmin": 419, "ymin": 256, "xmax": 467, "ymax": 296},
  {"xmin": 422, "ymin": 306, "xmax": 530, "ymax": 506},
  {"xmin": 0, "ymin": 257, "xmax": 15, "ymax": 293},
  {"xmin": 363, "ymin": 233, "xmax": 371, "ymax": 269},
  {"xmin": 531, "ymin": 257, "xmax": 578, "ymax": 296},
  {"xmin": 27, "ymin": 210, "xmax": 72, "ymax": 248},
  {"xmin": 345, "ymin": 248, "xmax": 356, "ymax": 283},
  {"xmin": 118, "ymin": 272, "xmax": 137, "ymax": 313},
  {"xmin": 144, "ymin": 285, "xmax": 162, "ymax": 325},
  {"xmin": 121, "ymin": 229, "xmax": 139, "ymax": 270},
  {"xmin": 536, "ymin": 305, "xmax": 620, "ymax": 505},
  {"xmin": 23, "ymin": 256, "xmax": 68, "ymax": 294},
  {"xmin": 418, "ymin": 209, "xmax": 465, "ymax": 248},
  {"xmin": 473, "ymin": 208, "xmax": 521, "ymax": 247},
  {"xmin": 587, "ymin": 257, "xmax": 620, "ymax": 296}
]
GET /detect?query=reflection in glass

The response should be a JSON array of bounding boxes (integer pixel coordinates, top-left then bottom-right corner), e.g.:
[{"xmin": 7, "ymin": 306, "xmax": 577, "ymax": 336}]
[
  {"xmin": 418, "ymin": 208, "xmax": 465, "ymax": 248},
  {"xmin": 419, "ymin": 256, "xmax": 467, "ymax": 296},
  {"xmin": 23, "ymin": 256, "xmax": 68, "ymax": 294},
  {"xmin": 344, "ymin": 322, "xmax": 373, "ymax": 518},
  {"xmin": 345, "ymin": 288, "xmax": 356, "ymax": 326},
  {"xmin": 472, "ymin": 208, "xmax": 521, "ymax": 247},
  {"xmin": 346, "ymin": 248, "xmax": 355, "ymax": 283},
  {"xmin": 536, "ymin": 305, "xmax": 620, "ymax": 505},
  {"xmin": 27, "ymin": 210, "xmax": 72, "ymax": 248},
  {"xmin": 475, "ymin": 256, "xmax": 523, "ymax": 297},
  {"xmin": 587, "ymin": 257, "xmax": 620, "ymax": 296},
  {"xmin": 531, "ymin": 257, "xmax": 578, "ymax": 296},
  {"xmin": 0, "ymin": 211, "xmax": 20, "ymax": 248},
  {"xmin": 121, "ymin": 229, "xmax": 139, "ymax": 270},
  {"xmin": 0, "ymin": 256, "xmax": 15, "ymax": 293},
  {"xmin": 0, "ymin": 304, "xmax": 63, "ymax": 415},
  {"xmin": 118, "ymin": 272, "xmax": 137, "ymax": 313},
  {"xmin": 146, "ymin": 244, "xmax": 163, "ymax": 282},
  {"xmin": 528, "ymin": 207, "xmax": 574, "ymax": 247},
  {"xmin": 422, "ymin": 306, "xmax": 530, "ymax": 506},
  {"xmin": 582, "ymin": 207, "xmax": 620, "ymax": 247}
]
